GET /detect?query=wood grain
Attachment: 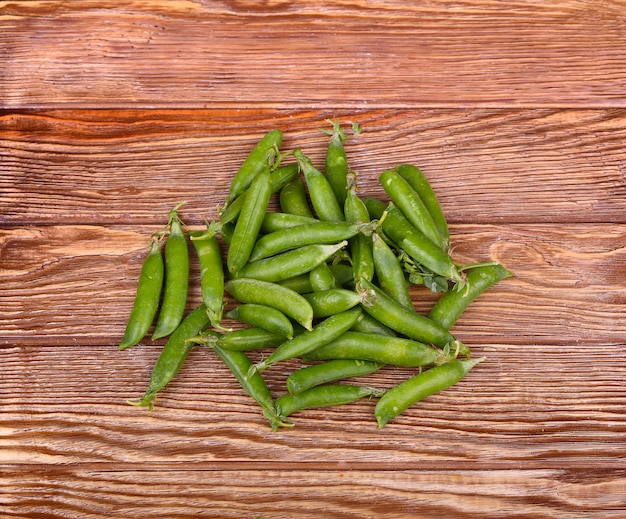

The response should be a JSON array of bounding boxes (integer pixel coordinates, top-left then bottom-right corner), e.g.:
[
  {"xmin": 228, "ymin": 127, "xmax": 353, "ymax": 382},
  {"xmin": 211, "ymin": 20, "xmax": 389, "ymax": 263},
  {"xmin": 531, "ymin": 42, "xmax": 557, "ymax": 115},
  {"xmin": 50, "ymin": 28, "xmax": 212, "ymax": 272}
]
[
  {"xmin": 2, "ymin": 1, "xmax": 626, "ymax": 108},
  {"xmin": 3, "ymin": 1, "xmax": 626, "ymax": 516}
]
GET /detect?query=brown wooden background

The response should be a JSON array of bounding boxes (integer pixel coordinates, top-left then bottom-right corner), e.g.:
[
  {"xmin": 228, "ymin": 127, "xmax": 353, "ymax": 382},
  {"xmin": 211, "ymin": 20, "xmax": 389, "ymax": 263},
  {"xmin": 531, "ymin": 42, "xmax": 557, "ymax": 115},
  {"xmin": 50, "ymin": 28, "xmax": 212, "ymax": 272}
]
[{"xmin": 2, "ymin": 1, "xmax": 626, "ymax": 517}]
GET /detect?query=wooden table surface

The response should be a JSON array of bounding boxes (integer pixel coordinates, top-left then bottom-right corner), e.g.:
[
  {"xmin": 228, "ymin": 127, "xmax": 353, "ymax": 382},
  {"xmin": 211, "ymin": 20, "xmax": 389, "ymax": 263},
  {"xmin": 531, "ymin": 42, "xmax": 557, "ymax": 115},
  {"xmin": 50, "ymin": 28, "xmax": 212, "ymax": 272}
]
[{"xmin": 2, "ymin": 2, "xmax": 626, "ymax": 517}]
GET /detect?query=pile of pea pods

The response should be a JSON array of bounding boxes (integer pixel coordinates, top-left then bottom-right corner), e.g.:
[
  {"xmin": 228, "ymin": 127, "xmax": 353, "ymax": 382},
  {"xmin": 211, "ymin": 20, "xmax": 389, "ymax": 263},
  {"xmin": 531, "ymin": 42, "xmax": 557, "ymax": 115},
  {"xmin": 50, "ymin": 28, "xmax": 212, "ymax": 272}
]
[{"xmin": 120, "ymin": 122, "xmax": 512, "ymax": 430}]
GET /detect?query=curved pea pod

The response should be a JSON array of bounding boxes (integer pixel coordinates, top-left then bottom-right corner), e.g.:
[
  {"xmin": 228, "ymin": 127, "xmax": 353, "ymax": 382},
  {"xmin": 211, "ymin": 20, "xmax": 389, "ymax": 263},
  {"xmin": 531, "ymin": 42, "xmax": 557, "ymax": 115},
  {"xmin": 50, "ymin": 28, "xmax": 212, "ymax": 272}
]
[
  {"xmin": 128, "ymin": 304, "xmax": 210, "ymax": 410},
  {"xmin": 356, "ymin": 277, "xmax": 460, "ymax": 349},
  {"xmin": 119, "ymin": 237, "xmax": 164, "ymax": 350},
  {"xmin": 279, "ymin": 177, "xmax": 314, "ymax": 218},
  {"xmin": 344, "ymin": 177, "xmax": 375, "ymax": 282},
  {"xmin": 220, "ymin": 163, "xmax": 299, "ymax": 225},
  {"xmin": 294, "ymin": 149, "xmax": 345, "ymax": 222},
  {"xmin": 428, "ymin": 263, "xmax": 513, "ymax": 330},
  {"xmin": 211, "ymin": 344, "xmax": 290, "ymax": 431},
  {"xmin": 323, "ymin": 119, "xmax": 350, "ymax": 207},
  {"xmin": 396, "ymin": 164, "xmax": 450, "ymax": 251},
  {"xmin": 225, "ymin": 278, "xmax": 314, "ymax": 331},
  {"xmin": 371, "ymin": 232, "xmax": 413, "ymax": 310},
  {"xmin": 374, "ymin": 357, "xmax": 485, "ymax": 428},
  {"xmin": 216, "ymin": 327, "xmax": 288, "ymax": 351},
  {"xmin": 286, "ymin": 359, "xmax": 383, "ymax": 395},
  {"xmin": 227, "ymin": 168, "xmax": 272, "ymax": 274},
  {"xmin": 253, "ymin": 307, "xmax": 362, "ymax": 373},
  {"xmin": 379, "ymin": 168, "xmax": 446, "ymax": 251},
  {"xmin": 226, "ymin": 303, "xmax": 294, "ymax": 339},
  {"xmin": 303, "ymin": 331, "xmax": 449, "ymax": 367},
  {"xmin": 275, "ymin": 384, "xmax": 384, "ymax": 420},
  {"xmin": 226, "ymin": 129, "xmax": 282, "ymax": 204},
  {"xmin": 309, "ymin": 263, "xmax": 338, "ymax": 292},
  {"xmin": 260, "ymin": 212, "xmax": 320, "ymax": 234},
  {"xmin": 249, "ymin": 222, "xmax": 360, "ymax": 262},
  {"xmin": 234, "ymin": 241, "xmax": 348, "ymax": 283},
  {"xmin": 380, "ymin": 204, "xmax": 463, "ymax": 284},
  {"xmin": 152, "ymin": 211, "xmax": 190, "ymax": 340},
  {"xmin": 302, "ymin": 288, "xmax": 362, "ymax": 318},
  {"xmin": 190, "ymin": 231, "xmax": 226, "ymax": 330}
]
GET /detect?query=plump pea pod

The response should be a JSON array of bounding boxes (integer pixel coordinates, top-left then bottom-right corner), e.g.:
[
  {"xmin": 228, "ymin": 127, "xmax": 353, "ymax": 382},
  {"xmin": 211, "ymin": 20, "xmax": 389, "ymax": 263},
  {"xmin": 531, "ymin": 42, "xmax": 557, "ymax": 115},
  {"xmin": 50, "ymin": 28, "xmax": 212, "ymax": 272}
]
[
  {"xmin": 260, "ymin": 212, "xmax": 320, "ymax": 233},
  {"xmin": 309, "ymin": 263, "xmax": 338, "ymax": 292},
  {"xmin": 225, "ymin": 278, "xmax": 314, "ymax": 331},
  {"xmin": 357, "ymin": 277, "xmax": 461, "ymax": 349},
  {"xmin": 323, "ymin": 119, "xmax": 350, "ymax": 207},
  {"xmin": 286, "ymin": 359, "xmax": 383, "ymax": 395},
  {"xmin": 234, "ymin": 241, "xmax": 348, "ymax": 283},
  {"xmin": 128, "ymin": 304, "xmax": 210, "ymax": 410},
  {"xmin": 344, "ymin": 176, "xmax": 375, "ymax": 282},
  {"xmin": 428, "ymin": 263, "xmax": 513, "ymax": 330},
  {"xmin": 220, "ymin": 163, "xmax": 299, "ymax": 225},
  {"xmin": 396, "ymin": 164, "xmax": 450, "ymax": 251},
  {"xmin": 302, "ymin": 288, "xmax": 362, "ymax": 319},
  {"xmin": 276, "ymin": 384, "xmax": 384, "ymax": 420},
  {"xmin": 215, "ymin": 326, "xmax": 288, "ymax": 351},
  {"xmin": 362, "ymin": 197, "xmax": 387, "ymax": 220},
  {"xmin": 119, "ymin": 237, "xmax": 164, "ymax": 350},
  {"xmin": 380, "ymin": 204, "xmax": 463, "ymax": 283},
  {"xmin": 277, "ymin": 263, "xmax": 354, "ymax": 294},
  {"xmin": 253, "ymin": 307, "xmax": 362, "ymax": 373},
  {"xmin": 226, "ymin": 129, "xmax": 282, "ymax": 204},
  {"xmin": 190, "ymin": 231, "xmax": 227, "ymax": 330},
  {"xmin": 303, "ymin": 331, "xmax": 450, "ymax": 367},
  {"xmin": 375, "ymin": 357, "xmax": 485, "ymax": 428},
  {"xmin": 152, "ymin": 207, "xmax": 190, "ymax": 340},
  {"xmin": 294, "ymin": 149, "xmax": 345, "ymax": 222},
  {"xmin": 279, "ymin": 177, "xmax": 315, "ymax": 217},
  {"xmin": 226, "ymin": 303, "xmax": 294, "ymax": 339},
  {"xmin": 371, "ymin": 232, "xmax": 413, "ymax": 310},
  {"xmin": 211, "ymin": 343, "xmax": 291, "ymax": 431},
  {"xmin": 350, "ymin": 312, "xmax": 397, "ymax": 337},
  {"xmin": 227, "ymin": 168, "xmax": 272, "ymax": 274},
  {"xmin": 250, "ymin": 222, "xmax": 360, "ymax": 262},
  {"xmin": 379, "ymin": 168, "xmax": 446, "ymax": 251}
]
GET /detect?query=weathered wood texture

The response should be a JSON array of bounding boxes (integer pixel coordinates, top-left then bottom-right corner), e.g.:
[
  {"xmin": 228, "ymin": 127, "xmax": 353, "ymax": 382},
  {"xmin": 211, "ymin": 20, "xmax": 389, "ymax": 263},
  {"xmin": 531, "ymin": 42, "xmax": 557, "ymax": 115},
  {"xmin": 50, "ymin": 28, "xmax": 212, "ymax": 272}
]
[{"xmin": 2, "ymin": 1, "xmax": 626, "ymax": 517}]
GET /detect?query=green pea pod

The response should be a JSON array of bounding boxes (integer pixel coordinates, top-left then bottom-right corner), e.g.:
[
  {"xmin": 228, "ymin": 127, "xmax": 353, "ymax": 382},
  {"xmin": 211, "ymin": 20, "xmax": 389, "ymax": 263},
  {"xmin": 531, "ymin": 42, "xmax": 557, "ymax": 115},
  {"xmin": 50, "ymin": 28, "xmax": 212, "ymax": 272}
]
[
  {"xmin": 227, "ymin": 168, "xmax": 272, "ymax": 274},
  {"xmin": 372, "ymin": 232, "xmax": 413, "ymax": 309},
  {"xmin": 119, "ymin": 237, "xmax": 164, "ymax": 350},
  {"xmin": 309, "ymin": 263, "xmax": 338, "ymax": 292},
  {"xmin": 216, "ymin": 326, "xmax": 288, "ymax": 351},
  {"xmin": 350, "ymin": 312, "xmax": 397, "ymax": 337},
  {"xmin": 250, "ymin": 222, "xmax": 360, "ymax": 262},
  {"xmin": 381, "ymin": 204, "xmax": 462, "ymax": 284},
  {"xmin": 226, "ymin": 129, "xmax": 282, "ymax": 204},
  {"xmin": 234, "ymin": 241, "xmax": 348, "ymax": 283},
  {"xmin": 220, "ymin": 163, "xmax": 299, "ymax": 225},
  {"xmin": 276, "ymin": 384, "xmax": 384, "ymax": 420},
  {"xmin": 253, "ymin": 307, "xmax": 362, "ymax": 372},
  {"xmin": 226, "ymin": 303, "xmax": 294, "ymax": 339},
  {"xmin": 286, "ymin": 359, "xmax": 383, "ymax": 395},
  {"xmin": 260, "ymin": 212, "xmax": 320, "ymax": 234},
  {"xmin": 302, "ymin": 288, "xmax": 362, "ymax": 318},
  {"xmin": 375, "ymin": 357, "xmax": 485, "ymax": 428},
  {"xmin": 380, "ymin": 168, "xmax": 446, "ymax": 251},
  {"xmin": 303, "ymin": 331, "xmax": 447, "ymax": 367},
  {"xmin": 362, "ymin": 197, "xmax": 387, "ymax": 220},
  {"xmin": 190, "ymin": 231, "xmax": 226, "ymax": 330},
  {"xmin": 294, "ymin": 149, "xmax": 345, "ymax": 222},
  {"xmin": 129, "ymin": 304, "xmax": 210, "ymax": 410},
  {"xmin": 396, "ymin": 164, "xmax": 450, "ymax": 251},
  {"xmin": 152, "ymin": 209, "xmax": 190, "ymax": 340},
  {"xmin": 225, "ymin": 278, "xmax": 314, "ymax": 331},
  {"xmin": 356, "ymin": 277, "xmax": 459, "ymax": 349},
  {"xmin": 279, "ymin": 177, "xmax": 315, "ymax": 217},
  {"xmin": 211, "ymin": 344, "xmax": 290, "ymax": 431},
  {"xmin": 345, "ymin": 176, "xmax": 375, "ymax": 282},
  {"xmin": 428, "ymin": 264, "xmax": 513, "ymax": 330},
  {"xmin": 324, "ymin": 119, "xmax": 350, "ymax": 207},
  {"xmin": 277, "ymin": 263, "xmax": 353, "ymax": 294}
]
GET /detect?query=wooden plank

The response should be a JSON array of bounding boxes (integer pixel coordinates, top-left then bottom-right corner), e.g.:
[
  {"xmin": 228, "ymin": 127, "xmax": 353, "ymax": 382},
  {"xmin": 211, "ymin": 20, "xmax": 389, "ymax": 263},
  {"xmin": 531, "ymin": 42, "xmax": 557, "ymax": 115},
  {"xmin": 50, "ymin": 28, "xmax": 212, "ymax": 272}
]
[
  {"xmin": 1, "ymin": 223, "xmax": 624, "ymax": 345},
  {"xmin": 2, "ymin": 342, "xmax": 625, "ymax": 468},
  {"xmin": 2, "ymin": 109, "xmax": 626, "ymax": 225},
  {"xmin": 2, "ymin": 466, "xmax": 625, "ymax": 518},
  {"xmin": 2, "ymin": 2, "xmax": 626, "ymax": 108}
]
